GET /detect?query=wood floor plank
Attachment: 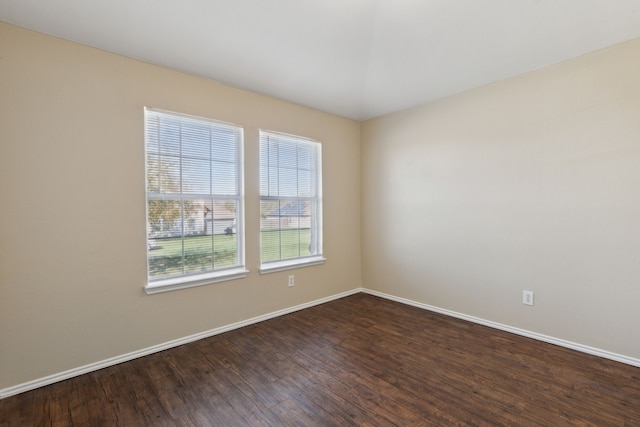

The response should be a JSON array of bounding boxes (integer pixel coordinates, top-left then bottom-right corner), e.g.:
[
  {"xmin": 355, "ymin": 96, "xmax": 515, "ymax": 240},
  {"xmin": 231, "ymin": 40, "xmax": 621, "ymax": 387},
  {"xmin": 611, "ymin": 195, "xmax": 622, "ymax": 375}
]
[{"xmin": 2, "ymin": 293, "xmax": 639, "ymax": 426}]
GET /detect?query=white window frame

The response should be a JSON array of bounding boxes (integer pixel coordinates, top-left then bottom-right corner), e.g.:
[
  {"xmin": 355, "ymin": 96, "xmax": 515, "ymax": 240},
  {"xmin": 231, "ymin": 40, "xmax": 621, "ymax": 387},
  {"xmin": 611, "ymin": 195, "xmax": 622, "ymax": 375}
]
[
  {"xmin": 259, "ymin": 130, "xmax": 325, "ymax": 274},
  {"xmin": 144, "ymin": 108, "xmax": 247, "ymax": 294}
]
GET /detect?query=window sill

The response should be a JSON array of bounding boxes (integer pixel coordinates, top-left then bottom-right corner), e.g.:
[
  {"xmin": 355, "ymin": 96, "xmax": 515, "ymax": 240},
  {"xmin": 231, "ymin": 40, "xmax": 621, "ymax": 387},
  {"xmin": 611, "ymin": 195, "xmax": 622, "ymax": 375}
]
[
  {"xmin": 259, "ymin": 256, "xmax": 326, "ymax": 274},
  {"xmin": 145, "ymin": 267, "xmax": 249, "ymax": 295}
]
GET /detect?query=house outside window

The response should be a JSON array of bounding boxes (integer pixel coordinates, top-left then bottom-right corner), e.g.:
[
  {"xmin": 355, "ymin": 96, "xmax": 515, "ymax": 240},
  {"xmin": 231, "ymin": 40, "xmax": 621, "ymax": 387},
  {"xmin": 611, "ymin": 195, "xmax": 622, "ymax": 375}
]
[
  {"xmin": 259, "ymin": 130, "xmax": 325, "ymax": 273},
  {"xmin": 144, "ymin": 108, "xmax": 247, "ymax": 294}
]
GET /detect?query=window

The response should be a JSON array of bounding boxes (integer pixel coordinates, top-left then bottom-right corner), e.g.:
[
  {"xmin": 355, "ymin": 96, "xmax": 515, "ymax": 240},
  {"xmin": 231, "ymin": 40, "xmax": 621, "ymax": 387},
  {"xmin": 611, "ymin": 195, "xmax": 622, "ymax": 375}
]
[
  {"xmin": 259, "ymin": 130, "xmax": 324, "ymax": 272},
  {"xmin": 144, "ymin": 108, "xmax": 246, "ymax": 294}
]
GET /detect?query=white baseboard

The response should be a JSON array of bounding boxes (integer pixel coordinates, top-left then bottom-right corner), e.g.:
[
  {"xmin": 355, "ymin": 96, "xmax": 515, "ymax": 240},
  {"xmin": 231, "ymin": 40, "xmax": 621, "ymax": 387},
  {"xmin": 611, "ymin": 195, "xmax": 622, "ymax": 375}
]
[
  {"xmin": 4, "ymin": 287, "xmax": 638, "ymax": 399},
  {"xmin": 0, "ymin": 288, "xmax": 361, "ymax": 399},
  {"xmin": 362, "ymin": 288, "xmax": 640, "ymax": 368}
]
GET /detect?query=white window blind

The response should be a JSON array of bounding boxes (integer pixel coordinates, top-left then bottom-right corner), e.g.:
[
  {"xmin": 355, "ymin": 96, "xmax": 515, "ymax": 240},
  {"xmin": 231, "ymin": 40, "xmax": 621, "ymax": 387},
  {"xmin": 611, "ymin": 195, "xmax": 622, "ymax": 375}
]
[
  {"xmin": 144, "ymin": 108, "xmax": 246, "ymax": 292},
  {"xmin": 259, "ymin": 130, "xmax": 324, "ymax": 271}
]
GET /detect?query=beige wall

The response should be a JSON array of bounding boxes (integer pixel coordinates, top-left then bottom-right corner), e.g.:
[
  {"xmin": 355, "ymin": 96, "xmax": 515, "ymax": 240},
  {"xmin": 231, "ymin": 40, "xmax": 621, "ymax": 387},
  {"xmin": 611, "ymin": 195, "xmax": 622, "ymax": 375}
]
[
  {"xmin": 0, "ymin": 22, "xmax": 361, "ymax": 389},
  {"xmin": 362, "ymin": 39, "xmax": 640, "ymax": 359}
]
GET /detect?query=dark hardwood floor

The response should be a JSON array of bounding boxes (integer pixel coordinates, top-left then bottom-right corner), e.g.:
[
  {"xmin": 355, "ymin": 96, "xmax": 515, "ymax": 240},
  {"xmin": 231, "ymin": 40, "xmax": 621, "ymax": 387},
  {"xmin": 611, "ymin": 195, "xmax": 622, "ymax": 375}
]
[{"xmin": 2, "ymin": 293, "xmax": 639, "ymax": 426}]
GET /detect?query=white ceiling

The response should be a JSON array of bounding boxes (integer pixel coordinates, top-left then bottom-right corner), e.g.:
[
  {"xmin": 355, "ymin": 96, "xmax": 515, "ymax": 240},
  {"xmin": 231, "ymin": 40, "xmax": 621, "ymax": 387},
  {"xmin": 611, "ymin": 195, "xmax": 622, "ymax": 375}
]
[{"xmin": 2, "ymin": 0, "xmax": 640, "ymax": 121}]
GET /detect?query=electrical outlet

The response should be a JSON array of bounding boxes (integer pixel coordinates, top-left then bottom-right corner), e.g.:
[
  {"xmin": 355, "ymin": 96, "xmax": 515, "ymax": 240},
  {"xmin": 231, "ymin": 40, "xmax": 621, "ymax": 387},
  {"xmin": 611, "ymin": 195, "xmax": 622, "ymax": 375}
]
[
  {"xmin": 288, "ymin": 275, "xmax": 295, "ymax": 287},
  {"xmin": 523, "ymin": 290, "xmax": 534, "ymax": 306}
]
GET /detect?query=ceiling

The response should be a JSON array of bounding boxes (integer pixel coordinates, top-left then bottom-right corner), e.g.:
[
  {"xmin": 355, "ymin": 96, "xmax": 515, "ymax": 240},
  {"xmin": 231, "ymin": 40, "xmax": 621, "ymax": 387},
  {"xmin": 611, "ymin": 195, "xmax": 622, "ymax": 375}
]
[{"xmin": 2, "ymin": 0, "xmax": 640, "ymax": 121}]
